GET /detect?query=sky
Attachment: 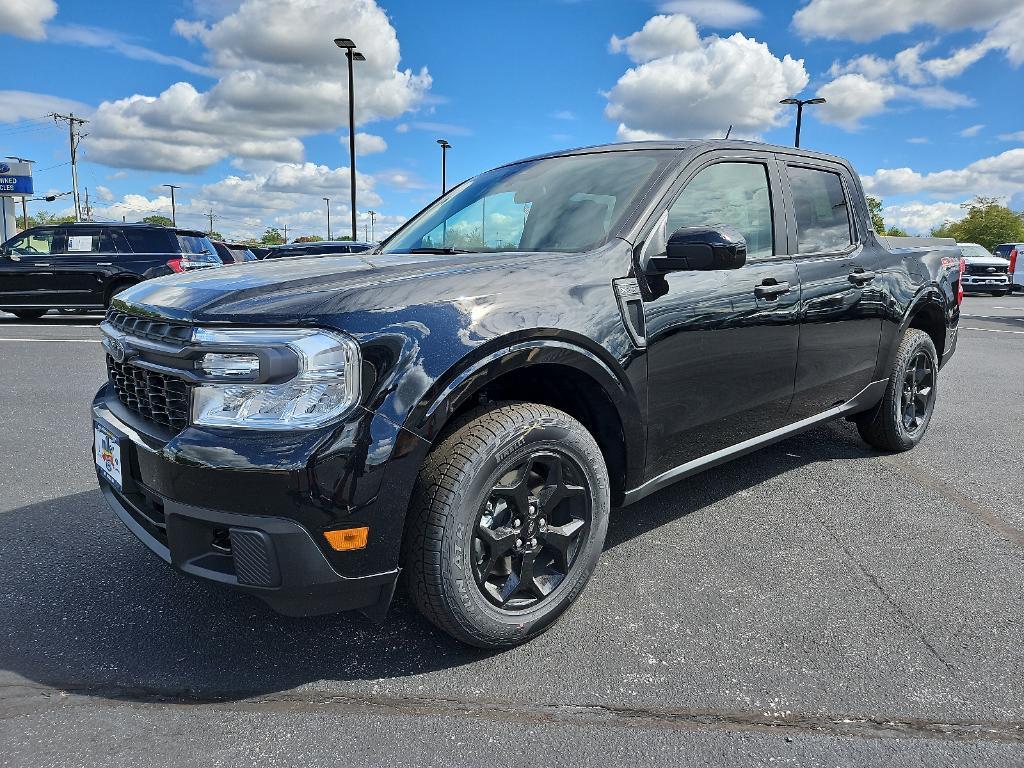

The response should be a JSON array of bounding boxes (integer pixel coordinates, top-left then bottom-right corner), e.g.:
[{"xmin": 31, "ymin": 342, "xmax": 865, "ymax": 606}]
[{"xmin": 2, "ymin": 0, "xmax": 1023, "ymax": 241}]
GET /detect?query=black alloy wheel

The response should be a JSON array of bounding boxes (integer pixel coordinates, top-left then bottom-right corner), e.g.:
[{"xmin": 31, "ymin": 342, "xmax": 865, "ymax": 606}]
[
  {"xmin": 900, "ymin": 350, "xmax": 934, "ymax": 435},
  {"xmin": 472, "ymin": 451, "xmax": 591, "ymax": 610}
]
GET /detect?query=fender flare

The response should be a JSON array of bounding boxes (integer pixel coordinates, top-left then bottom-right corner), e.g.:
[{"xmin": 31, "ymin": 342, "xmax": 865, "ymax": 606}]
[{"xmin": 877, "ymin": 284, "xmax": 949, "ymax": 378}]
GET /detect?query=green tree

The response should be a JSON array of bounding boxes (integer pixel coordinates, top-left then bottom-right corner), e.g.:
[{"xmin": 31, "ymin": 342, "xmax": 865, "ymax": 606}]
[
  {"xmin": 294, "ymin": 235, "xmax": 323, "ymax": 243},
  {"xmin": 885, "ymin": 226, "xmax": 910, "ymax": 237},
  {"xmin": 208, "ymin": 230, "xmax": 224, "ymax": 241},
  {"xmin": 260, "ymin": 227, "xmax": 285, "ymax": 245},
  {"xmin": 931, "ymin": 197, "xmax": 1024, "ymax": 251},
  {"xmin": 141, "ymin": 214, "xmax": 174, "ymax": 227},
  {"xmin": 26, "ymin": 212, "xmax": 76, "ymax": 228},
  {"xmin": 866, "ymin": 196, "xmax": 886, "ymax": 234}
]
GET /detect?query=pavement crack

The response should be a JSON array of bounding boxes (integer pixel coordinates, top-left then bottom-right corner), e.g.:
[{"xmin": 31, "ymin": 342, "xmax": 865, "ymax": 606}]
[{"xmin": 1, "ymin": 681, "xmax": 1023, "ymax": 744}]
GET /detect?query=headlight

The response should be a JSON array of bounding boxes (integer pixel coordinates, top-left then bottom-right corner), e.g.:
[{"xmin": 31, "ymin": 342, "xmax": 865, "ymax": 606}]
[{"xmin": 191, "ymin": 328, "xmax": 361, "ymax": 430}]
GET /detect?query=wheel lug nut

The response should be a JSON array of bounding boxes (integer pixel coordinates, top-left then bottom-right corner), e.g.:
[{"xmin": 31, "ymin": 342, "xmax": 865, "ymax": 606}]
[
  {"xmin": 515, "ymin": 539, "xmax": 522, "ymax": 548},
  {"xmin": 513, "ymin": 519, "xmax": 522, "ymax": 528},
  {"xmin": 539, "ymin": 518, "xmax": 546, "ymax": 528}
]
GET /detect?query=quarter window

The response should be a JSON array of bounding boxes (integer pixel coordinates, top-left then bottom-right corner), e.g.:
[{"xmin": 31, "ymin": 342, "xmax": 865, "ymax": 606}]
[
  {"xmin": 666, "ymin": 162, "xmax": 774, "ymax": 260},
  {"xmin": 788, "ymin": 166, "xmax": 853, "ymax": 253}
]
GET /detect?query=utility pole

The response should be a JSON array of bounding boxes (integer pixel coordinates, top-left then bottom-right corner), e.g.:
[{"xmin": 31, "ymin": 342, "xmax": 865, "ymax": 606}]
[
  {"xmin": 21, "ymin": 197, "xmax": 28, "ymax": 231},
  {"xmin": 280, "ymin": 223, "xmax": 289, "ymax": 243},
  {"xmin": 163, "ymin": 184, "xmax": 181, "ymax": 226},
  {"xmin": 206, "ymin": 209, "xmax": 216, "ymax": 235},
  {"xmin": 323, "ymin": 196, "xmax": 331, "ymax": 240},
  {"xmin": 83, "ymin": 187, "xmax": 92, "ymax": 222},
  {"xmin": 367, "ymin": 209, "xmax": 376, "ymax": 242},
  {"xmin": 52, "ymin": 112, "xmax": 88, "ymax": 220}
]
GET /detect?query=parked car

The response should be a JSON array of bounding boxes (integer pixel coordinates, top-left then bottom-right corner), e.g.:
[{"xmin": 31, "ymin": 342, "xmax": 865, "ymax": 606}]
[
  {"xmin": 212, "ymin": 240, "xmax": 258, "ymax": 265},
  {"xmin": 0, "ymin": 223, "xmax": 220, "ymax": 319},
  {"xmin": 958, "ymin": 242, "xmax": 1011, "ymax": 296},
  {"xmin": 992, "ymin": 243, "xmax": 1023, "ymax": 292},
  {"xmin": 92, "ymin": 140, "xmax": 960, "ymax": 648},
  {"xmin": 261, "ymin": 240, "xmax": 375, "ymax": 259},
  {"xmin": 248, "ymin": 246, "xmax": 272, "ymax": 260}
]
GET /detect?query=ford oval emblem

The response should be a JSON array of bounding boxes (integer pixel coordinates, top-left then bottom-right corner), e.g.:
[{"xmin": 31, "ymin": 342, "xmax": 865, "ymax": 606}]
[
  {"xmin": 0, "ymin": 163, "xmax": 9, "ymax": 174},
  {"xmin": 108, "ymin": 337, "xmax": 127, "ymax": 363}
]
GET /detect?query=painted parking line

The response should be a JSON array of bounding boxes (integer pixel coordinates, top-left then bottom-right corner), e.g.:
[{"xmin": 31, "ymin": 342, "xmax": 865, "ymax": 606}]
[
  {"xmin": 0, "ymin": 324, "xmax": 100, "ymax": 329},
  {"xmin": 0, "ymin": 337, "xmax": 102, "ymax": 344},
  {"xmin": 961, "ymin": 326, "xmax": 1024, "ymax": 335}
]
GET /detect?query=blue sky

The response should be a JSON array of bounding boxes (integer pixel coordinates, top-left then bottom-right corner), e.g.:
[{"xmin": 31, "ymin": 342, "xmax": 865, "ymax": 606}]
[{"xmin": 2, "ymin": 0, "xmax": 1022, "ymax": 240}]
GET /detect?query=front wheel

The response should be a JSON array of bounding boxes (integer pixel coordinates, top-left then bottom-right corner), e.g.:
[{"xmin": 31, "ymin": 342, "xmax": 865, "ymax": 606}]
[
  {"xmin": 856, "ymin": 328, "xmax": 938, "ymax": 452},
  {"xmin": 8, "ymin": 309, "xmax": 48, "ymax": 320},
  {"xmin": 403, "ymin": 402, "xmax": 610, "ymax": 648}
]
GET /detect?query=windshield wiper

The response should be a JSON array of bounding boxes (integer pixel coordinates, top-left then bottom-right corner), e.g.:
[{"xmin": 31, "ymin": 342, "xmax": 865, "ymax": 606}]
[{"xmin": 408, "ymin": 247, "xmax": 475, "ymax": 255}]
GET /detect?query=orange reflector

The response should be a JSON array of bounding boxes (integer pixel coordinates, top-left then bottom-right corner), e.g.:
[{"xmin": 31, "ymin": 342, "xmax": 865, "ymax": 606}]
[{"xmin": 324, "ymin": 526, "xmax": 369, "ymax": 551}]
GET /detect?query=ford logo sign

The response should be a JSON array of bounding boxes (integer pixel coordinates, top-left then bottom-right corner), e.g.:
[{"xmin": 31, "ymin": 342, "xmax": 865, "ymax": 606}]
[
  {"xmin": 986, "ymin": 266, "xmax": 996, "ymax": 273},
  {"xmin": 0, "ymin": 163, "xmax": 9, "ymax": 174},
  {"xmin": 108, "ymin": 337, "xmax": 128, "ymax": 363}
]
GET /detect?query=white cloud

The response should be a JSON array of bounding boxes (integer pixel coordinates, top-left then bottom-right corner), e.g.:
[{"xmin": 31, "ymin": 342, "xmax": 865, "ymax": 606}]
[
  {"xmin": 605, "ymin": 17, "xmax": 808, "ymax": 140},
  {"xmin": 49, "ymin": 24, "xmax": 215, "ymax": 76},
  {"xmin": 0, "ymin": 0, "xmax": 57, "ymax": 40},
  {"xmin": 815, "ymin": 70, "xmax": 972, "ymax": 130},
  {"xmin": 86, "ymin": 0, "xmax": 431, "ymax": 173},
  {"xmin": 551, "ymin": 110, "xmax": 576, "ymax": 121},
  {"xmin": 609, "ymin": 15, "xmax": 700, "ymax": 63},
  {"xmin": 907, "ymin": 137, "xmax": 930, "ymax": 144},
  {"xmin": 95, "ymin": 185, "xmax": 114, "ymax": 202},
  {"xmin": 882, "ymin": 201, "xmax": 967, "ymax": 234},
  {"xmin": 793, "ymin": 0, "xmax": 1021, "ymax": 42},
  {"xmin": 340, "ymin": 132, "xmax": 387, "ymax": 155},
  {"xmin": 862, "ymin": 148, "xmax": 1024, "ymax": 199},
  {"xmin": 657, "ymin": 1, "xmax": 761, "ymax": 27},
  {"xmin": 998, "ymin": 131, "xmax": 1024, "ymax": 141},
  {"xmin": 0, "ymin": 90, "xmax": 90, "ymax": 123},
  {"xmin": 959, "ymin": 124, "xmax": 985, "ymax": 138}
]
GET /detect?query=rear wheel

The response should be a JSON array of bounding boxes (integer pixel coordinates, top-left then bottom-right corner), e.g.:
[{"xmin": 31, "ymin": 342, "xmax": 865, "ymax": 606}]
[
  {"xmin": 8, "ymin": 309, "xmax": 47, "ymax": 320},
  {"xmin": 856, "ymin": 328, "xmax": 938, "ymax": 452},
  {"xmin": 403, "ymin": 402, "xmax": 610, "ymax": 648}
]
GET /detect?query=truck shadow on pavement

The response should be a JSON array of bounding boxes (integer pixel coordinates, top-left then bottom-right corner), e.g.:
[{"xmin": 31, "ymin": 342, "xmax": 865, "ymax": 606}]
[{"xmin": 0, "ymin": 421, "xmax": 874, "ymax": 703}]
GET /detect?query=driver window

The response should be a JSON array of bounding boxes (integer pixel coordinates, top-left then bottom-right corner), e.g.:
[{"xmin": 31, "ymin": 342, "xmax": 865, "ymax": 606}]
[
  {"xmin": 665, "ymin": 162, "xmax": 774, "ymax": 260},
  {"xmin": 8, "ymin": 230, "xmax": 54, "ymax": 256}
]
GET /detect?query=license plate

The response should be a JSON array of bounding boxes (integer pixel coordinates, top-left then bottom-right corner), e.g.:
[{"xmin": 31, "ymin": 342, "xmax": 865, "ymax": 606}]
[{"xmin": 94, "ymin": 425, "xmax": 123, "ymax": 491}]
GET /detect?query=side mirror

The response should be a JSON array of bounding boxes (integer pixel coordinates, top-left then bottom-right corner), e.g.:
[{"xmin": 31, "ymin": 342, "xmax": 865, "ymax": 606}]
[{"xmin": 647, "ymin": 225, "xmax": 747, "ymax": 273}]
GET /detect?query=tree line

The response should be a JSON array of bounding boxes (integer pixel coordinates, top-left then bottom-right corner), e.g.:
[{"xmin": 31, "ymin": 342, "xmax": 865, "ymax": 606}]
[{"xmin": 868, "ymin": 195, "xmax": 1024, "ymax": 251}]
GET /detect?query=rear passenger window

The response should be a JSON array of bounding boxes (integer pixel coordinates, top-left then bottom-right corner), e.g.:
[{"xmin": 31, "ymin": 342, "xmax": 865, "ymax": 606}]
[
  {"xmin": 667, "ymin": 162, "xmax": 774, "ymax": 259},
  {"xmin": 788, "ymin": 166, "xmax": 853, "ymax": 253}
]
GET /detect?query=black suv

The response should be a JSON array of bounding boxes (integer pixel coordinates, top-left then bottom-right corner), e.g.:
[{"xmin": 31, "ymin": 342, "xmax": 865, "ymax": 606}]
[
  {"xmin": 0, "ymin": 223, "xmax": 220, "ymax": 319},
  {"xmin": 92, "ymin": 141, "xmax": 960, "ymax": 648}
]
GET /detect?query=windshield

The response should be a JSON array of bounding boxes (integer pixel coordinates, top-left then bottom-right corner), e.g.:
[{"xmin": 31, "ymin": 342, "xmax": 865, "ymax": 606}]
[
  {"xmin": 960, "ymin": 244, "xmax": 995, "ymax": 258},
  {"xmin": 381, "ymin": 151, "xmax": 669, "ymax": 254}
]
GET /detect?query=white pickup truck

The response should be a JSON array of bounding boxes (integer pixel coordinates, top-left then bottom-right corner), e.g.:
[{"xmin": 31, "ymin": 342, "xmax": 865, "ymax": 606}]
[{"xmin": 958, "ymin": 242, "xmax": 1012, "ymax": 296}]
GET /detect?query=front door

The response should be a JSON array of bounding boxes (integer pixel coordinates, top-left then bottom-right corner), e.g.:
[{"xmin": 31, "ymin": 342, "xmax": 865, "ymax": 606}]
[
  {"xmin": 640, "ymin": 155, "xmax": 801, "ymax": 478},
  {"xmin": 0, "ymin": 228, "xmax": 59, "ymax": 307}
]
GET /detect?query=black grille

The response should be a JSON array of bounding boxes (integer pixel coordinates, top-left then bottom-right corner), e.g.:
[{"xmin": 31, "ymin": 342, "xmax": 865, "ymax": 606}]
[
  {"xmin": 105, "ymin": 309, "xmax": 193, "ymax": 346},
  {"xmin": 107, "ymin": 357, "xmax": 191, "ymax": 433},
  {"xmin": 965, "ymin": 263, "xmax": 1008, "ymax": 276}
]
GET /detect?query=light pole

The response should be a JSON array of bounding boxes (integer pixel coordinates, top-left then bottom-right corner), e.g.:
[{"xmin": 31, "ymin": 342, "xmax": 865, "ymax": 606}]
[
  {"xmin": 367, "ymin": 209, "xmax": 376, "ymax": 242},
  {"xmin": 436, "ymin": 139, "xmax": 451, "ymax": 194},
  {"xmin": 163, "ymin": 184, "xmax": 180, "ymax": 226},
  {"xmin": 323, "ymin": 196, "xmax": 331, "ymax": 240},
  {"xmin": 779, "ymin": 97, "xmax": 826, "ymax": 148},
  {"xmin": 334, "ymin": 37, "xmax": 365, "ymax": 241}
]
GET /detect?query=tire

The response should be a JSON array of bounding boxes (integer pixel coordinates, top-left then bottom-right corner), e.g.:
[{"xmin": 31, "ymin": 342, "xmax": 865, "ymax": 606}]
[
  {"xmin": 991, "ymin": 290, "xmax": 1008, "ymax": 297},
  {"xmin": 9, "ymin": 309, "xmax": 47, "ymax": 320},
  {"xmin": 856, "ymin": 328, "xmax": 938, "ymax": 452},
  {"xmin": 105, "ymin": 279, "xmax": 137, "ymax": 307},
  {"xmin": 403, "ymin": 402, "xmax": 610, "ymax": 648}
]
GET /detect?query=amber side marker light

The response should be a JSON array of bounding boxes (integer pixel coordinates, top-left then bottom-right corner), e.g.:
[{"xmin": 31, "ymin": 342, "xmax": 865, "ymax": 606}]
[{"xmin": 324, "ymin": 527, "xmax": 369, "ymax": 551}]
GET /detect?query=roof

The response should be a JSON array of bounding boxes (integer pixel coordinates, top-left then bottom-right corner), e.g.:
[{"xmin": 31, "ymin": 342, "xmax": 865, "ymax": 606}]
[
  {"xmin": 272, "ymin": 240, "xmax": 373, "ymax": 249},
  {"xmin": 502, "ymin": 139, "xmax": 852, "ymax": 170}
]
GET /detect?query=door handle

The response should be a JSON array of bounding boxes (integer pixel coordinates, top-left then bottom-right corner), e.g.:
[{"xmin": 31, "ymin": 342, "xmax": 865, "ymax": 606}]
[
  {"xmin": 754, "ymin": 280, "xmax": 791, "ymax": 299},
  {"xmin": 848, "ymin": 269, "xmax": 876, "ymax": 285},
  {"xmin": 31, "ymin": 263, "xmax": 51, "ymax": 267}
]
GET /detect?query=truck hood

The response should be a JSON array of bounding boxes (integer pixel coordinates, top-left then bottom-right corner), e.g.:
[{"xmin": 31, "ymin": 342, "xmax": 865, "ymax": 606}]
[
  {"xmin": 116, "ymin": 251, "xmax": 508, "ymax": 322},
  {"xmin": 960, "ymin": 254, "xmax": 1010, "ymax": 266}
]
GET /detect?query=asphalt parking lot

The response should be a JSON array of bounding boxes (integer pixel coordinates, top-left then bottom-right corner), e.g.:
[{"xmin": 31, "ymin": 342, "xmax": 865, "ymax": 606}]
[{"xmin": 1, "ymin": 295, "xmax": 1022, "ymax": 767}]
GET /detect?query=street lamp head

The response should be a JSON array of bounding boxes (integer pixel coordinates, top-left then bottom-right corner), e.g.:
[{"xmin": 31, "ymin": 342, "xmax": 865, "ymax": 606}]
[
  {"xmin": 334, "ymin": 37, "xmax": 356, "ymax": 49},
  {"xmin": 779, "ymin": 98, "xmax": 800, "ymax": 105},
  {"xmin": 322, "ymin": 196, "xmax": 330, "ymax": 202},
  {"xmin": 805, "ymin": 97, "xmax": 827, "ymax": 105},
  {"xmin": 352, "ymin": 51, "xmax": 365, "ymax": 61},
  {"xmin": 437, "ymin": 139, "xmax": 450, "ymax": 148}
]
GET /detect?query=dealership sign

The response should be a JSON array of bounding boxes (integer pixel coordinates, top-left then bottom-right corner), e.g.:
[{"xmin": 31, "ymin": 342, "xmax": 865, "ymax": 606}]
[{"xmin": 0, "ymin": 160, "xmax": 33, "ymax": 195}]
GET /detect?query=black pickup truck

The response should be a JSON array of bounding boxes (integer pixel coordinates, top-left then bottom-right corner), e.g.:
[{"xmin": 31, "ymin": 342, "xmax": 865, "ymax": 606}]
[{"xmin": 92, "ymin": 140, "xmax": 961, "ymax": 648}]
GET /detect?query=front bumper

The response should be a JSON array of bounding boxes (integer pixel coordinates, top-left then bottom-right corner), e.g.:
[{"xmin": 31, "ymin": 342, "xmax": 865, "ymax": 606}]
[
  {"xmin": 92, "ymin": 386, "xmax": 411, "ymax": 618},
  {"xmin": 962, "ymin": 275, "xmax": 1009, "ymax": 292}
]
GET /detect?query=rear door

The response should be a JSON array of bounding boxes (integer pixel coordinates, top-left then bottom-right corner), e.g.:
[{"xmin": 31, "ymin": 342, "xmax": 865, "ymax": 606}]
[
  {"xmin": 52, "ymin": 226, "xmax": 116, "ymax": 305},
  {"xmin": 781, "ymin": 162, "xmax": 886, "ymax": 418},
  {"xmin": 640, "ymin": 151, "xmax": 801, "ymax": 476}
]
